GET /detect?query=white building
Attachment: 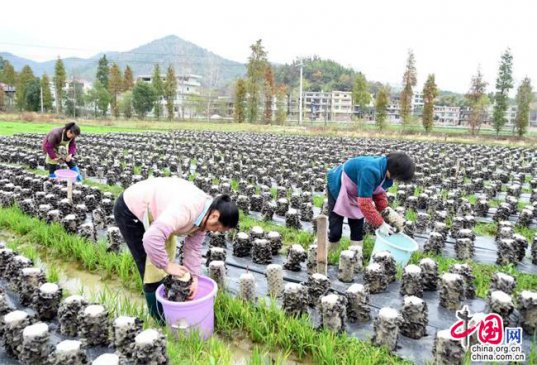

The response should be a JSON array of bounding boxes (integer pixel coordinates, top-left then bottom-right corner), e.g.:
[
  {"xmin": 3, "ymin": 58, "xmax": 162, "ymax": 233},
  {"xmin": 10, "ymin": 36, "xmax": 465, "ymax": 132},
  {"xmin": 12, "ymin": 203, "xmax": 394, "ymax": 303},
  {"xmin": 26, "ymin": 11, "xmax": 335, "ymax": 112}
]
[
  {"xmin": 386, "ymin": 103, "xmax": 401, "ymax": 123},
  {"xmin": 412, "ymin": 91, "xmax": 424, "ymax": 114},
  {"xmin": 304, "ymin": 91, "xmax": 331, "ymax": 121},
  {"xmin": 331, "ymin": 91, "xmax": 353, "ymax": 121},
  {"xmin": 50, "ymin": 79, "xmax": 92, "ymax": 110},
  {"xmin": 137, "ymin": 74, "xmax": 202, "ymax": 118},
  {"xmin": 434, "ymin": 106, "xmax": 461, "ymax": 125},
  {"xmin": 302, "ymin": 91, "xmax": 352, "ymax": 121}
]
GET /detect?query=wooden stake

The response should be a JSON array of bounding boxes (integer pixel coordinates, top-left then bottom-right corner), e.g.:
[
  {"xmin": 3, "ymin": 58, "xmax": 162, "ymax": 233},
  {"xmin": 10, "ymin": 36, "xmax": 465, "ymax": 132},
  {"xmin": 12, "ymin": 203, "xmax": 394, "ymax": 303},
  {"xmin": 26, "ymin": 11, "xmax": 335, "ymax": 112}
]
[
  {"xmin": 316, "ymin": 215, "xmax": 328, "ymax": 275},
  {"xmin": 67, "ymin": 179, "xmax": 73, "ymax": 202}
]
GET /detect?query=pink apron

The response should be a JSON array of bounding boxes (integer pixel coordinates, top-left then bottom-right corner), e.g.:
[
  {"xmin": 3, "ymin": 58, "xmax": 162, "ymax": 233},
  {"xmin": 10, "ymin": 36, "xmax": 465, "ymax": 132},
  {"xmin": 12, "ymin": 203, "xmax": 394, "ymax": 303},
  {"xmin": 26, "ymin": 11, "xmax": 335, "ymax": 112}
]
[{"xmin": 333, "ymin": 170, "xmax": 385, "ymax": 219}]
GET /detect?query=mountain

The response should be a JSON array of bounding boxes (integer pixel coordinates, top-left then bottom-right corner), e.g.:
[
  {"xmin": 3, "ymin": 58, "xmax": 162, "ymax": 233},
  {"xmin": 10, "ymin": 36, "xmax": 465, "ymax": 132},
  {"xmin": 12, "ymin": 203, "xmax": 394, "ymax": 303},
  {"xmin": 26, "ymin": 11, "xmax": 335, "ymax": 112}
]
[{"xmin": 0, "ymin": 35, "xmax": 246, "ymax": 88}]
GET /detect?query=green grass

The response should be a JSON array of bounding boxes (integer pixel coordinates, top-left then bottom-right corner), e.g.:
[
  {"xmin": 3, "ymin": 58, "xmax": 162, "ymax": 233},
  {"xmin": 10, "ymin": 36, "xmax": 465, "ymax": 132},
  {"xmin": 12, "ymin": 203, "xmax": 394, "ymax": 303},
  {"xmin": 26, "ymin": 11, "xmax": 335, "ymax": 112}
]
[
  {"xmin": 216, "ymin": 293, "xmax": 408, "ymax": 365},
  {"xmin": 405, "ymin": 209, "xmax": 417, "ymax": 222},
  {"xmin": 230, "ymin": 179, "xmax": 239, "ymax": 191},
  {"xmin": 465, "ymin": 195, "xmax": 477, "ymax": 205},
  {"xmin": 473, "ymin": 221, "xmax": 537, "ymax": 242},
  {"xmin": 0, "ymin": 120, "xmax": 143, "ymax": 135},
  {"xmin": 313, "ymin": 194, "xmax": 325, "ymax": 208},
  {"xmin": 409, "ymin": 252, "xmax": 537, "ymax": 299},
  {"xmin": 247, "ymin": 346, "xmax": 289, "ymax": 365},
  {"xmin": 515, "ymin": 225, "xmax": 537, "ymax": 243},
  {"xmin": 328, "ymin": 234, "xmax": 376, "ymax": 266},
  {"xmin": 473, "ymin": 222, "xmax": 498, "ymax": 236}
]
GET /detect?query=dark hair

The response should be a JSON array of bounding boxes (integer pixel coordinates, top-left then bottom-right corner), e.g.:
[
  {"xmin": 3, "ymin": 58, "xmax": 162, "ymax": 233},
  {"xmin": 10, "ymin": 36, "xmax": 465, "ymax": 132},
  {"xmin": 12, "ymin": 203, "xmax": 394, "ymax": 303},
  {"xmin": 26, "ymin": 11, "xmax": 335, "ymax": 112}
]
[
  {"xmin": 64, "ymin": 122, "xmax": 81, "ymax": 137},
  {"xmin": 209, "ymin": 194, "xmax": 239, "ymax": 228},
  {"xmin": 387, "ymin": 152, "xmax": 415, "ymax": 182}
]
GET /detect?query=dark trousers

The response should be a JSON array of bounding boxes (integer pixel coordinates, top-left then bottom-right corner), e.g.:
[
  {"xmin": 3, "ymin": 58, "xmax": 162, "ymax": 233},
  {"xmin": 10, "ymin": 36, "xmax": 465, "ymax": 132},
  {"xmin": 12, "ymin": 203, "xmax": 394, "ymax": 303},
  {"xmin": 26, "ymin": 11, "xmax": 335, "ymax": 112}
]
[
  {"xmin": 47, "ymin": 160, "xmax": 76, "ymax": 175},
  {"xmin": 327, "ymin": 188, "xmax": 364, "ymax": 242},
  {"xmin": 112, "ymin": 193, "xmax": 162, "ymax": 293}
]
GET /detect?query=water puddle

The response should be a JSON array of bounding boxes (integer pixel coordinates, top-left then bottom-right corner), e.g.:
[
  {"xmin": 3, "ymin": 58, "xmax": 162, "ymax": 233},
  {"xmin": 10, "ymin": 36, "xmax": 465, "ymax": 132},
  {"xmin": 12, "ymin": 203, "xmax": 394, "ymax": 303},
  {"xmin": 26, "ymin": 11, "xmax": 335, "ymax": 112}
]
[{"xmin": 226, "ymin": 335, "xmax": 311, "ymax": 364}]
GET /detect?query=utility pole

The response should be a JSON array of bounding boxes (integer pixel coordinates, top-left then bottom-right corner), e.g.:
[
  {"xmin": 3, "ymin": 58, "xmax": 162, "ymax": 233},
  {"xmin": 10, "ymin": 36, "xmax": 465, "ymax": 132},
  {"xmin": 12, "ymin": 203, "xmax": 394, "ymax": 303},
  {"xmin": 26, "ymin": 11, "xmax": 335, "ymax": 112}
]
[
  {"xmin": 40, "ymin": 84, "xmax": 44, "ymax": 113},
  {"xmin": 298, "ymin": 60, "xmax": 303, "ymax": 125},
  {"xmin": 72, "ymin": 76, "xmax": 76, "ymax": 118}
]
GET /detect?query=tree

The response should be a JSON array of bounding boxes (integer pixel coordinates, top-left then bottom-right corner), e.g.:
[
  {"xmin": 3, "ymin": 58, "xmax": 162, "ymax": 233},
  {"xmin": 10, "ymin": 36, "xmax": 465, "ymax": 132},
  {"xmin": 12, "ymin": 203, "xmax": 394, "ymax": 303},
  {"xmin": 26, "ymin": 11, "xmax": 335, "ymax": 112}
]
[
  {"xmin": 400, "ymin": 50, "xmax": 417, "ymax": 127},
  {"xmin": 246, "ymin": 39, "xmax": 268, "ymax": 123},
  {"xmin": 24, "ymin": 78, "xmax": 41, "ymax": 111},
  {"xmin": 375, "ymin": 86, "xmax": 390, "ymax": 130},
  {"xmin": 64, "ymin": 81, "xmax": 85, "ymax": 117},
  {"xmin": 133, "ymin": 81, "xmax": 157, "ymax": 119},
  {"xmin": 492, "ymin": 48, "xmax": 514, "ymax": 135},
  {"xmin": 163, "ymin": 65, "xmax": 177, "ymax": 120},
  {"xmin": 86, "ymin": 80, "xmax": 110, "ymax": 117},
  {"xmin": 514, "ymin": 77, "xmax": 533, "ymax": 137},
  {"xmin": 234, "ymin": 79, "xmax": 247, "ymax": 123},
  {"xmin": 0, "ymin": 60, "xmax": 16, "ymax": 85},
  {"xmin": 422, "ymin": 74, "xmax": 438, "ymax": 133},
  {"xmin": 465, "ymin": 67, "xmax": 488, "ymax": 135},
  {"xmin": 96, "ymin": 55, "xmax": 110, "ymax": 90},
  {"xmin": 16, "ymin": 65, "xmax": 35, "ymax": 111},
  {"xmin": 53, "ymin": 57, "xmax": 66, "ymax": 113},
  {"xmin": 119, "ymin": 90, "xmax": 133, "ymax": 119},
  {"xmin": 186, "ymin": 94, "xmax": 206, "ymax": 119},
  {"xmin": 151, "ymin": 64, "xmax": 164, "ymax": 120},
  {"xmin": 0, "ymin": 86, "xmax": 4, "ymax": 111},
  {"xmin": 41, "ymin": 74, "xmax": 53, "ymax": 112},
  {"xmin": 108, "ymin": 63, "xmax": 123, "ymax": 118},
  {"xmin": 263, "ymin": 66, "xmax": 275, "ymax": 124},
  {"xmin": 352, "ymin": 72, "xmax": 371, "ymax": 119},
  {"xmin": 123, "ymin": 65, "xmax": 134, "ymax": 91},
  {"xmin": 275, "ymin": 84, "xmax": 287, "ymax": 125}
]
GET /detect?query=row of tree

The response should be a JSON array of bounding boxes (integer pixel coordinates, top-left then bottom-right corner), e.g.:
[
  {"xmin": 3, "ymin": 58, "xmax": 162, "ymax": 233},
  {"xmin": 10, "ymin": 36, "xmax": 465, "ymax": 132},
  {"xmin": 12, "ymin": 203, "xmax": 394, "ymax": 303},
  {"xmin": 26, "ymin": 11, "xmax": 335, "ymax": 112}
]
[
  {"xmin": 335, "ymin": 49, "xmax": 533, "ymax": 136},
  {"xmin": 395, "ymin": 48, "xmax": 533, "ymax": 136},
  {"xmin": 0, "ymin": 54, "xmax": 182, "ymax": 120}
]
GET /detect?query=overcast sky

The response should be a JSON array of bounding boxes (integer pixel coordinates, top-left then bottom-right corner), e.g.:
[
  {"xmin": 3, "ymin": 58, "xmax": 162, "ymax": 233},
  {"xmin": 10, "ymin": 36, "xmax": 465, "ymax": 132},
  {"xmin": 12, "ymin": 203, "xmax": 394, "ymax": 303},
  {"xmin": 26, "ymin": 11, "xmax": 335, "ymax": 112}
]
[{"xmin": 1, "ymin": 0, "xmax": 535, "ymax": 93}]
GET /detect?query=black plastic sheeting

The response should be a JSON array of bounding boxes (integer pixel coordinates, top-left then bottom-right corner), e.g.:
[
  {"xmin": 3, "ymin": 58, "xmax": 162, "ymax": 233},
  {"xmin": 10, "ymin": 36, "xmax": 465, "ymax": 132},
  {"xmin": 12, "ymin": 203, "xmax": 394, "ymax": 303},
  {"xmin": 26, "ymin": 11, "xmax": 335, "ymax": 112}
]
[
  {"xmin": 0, "ymin": 279, "xmax": 114, "ymax": 364},
  {"xmin": 414, "ymin": 234, "xmax": 537, "ymax": 275},
  {"xmin": 248, "ymin": 207, "xmax": 537, "ymax": 276},
  {"xmin": 199, "ymin": 241, "xmax": 534, "ymax": 365}
]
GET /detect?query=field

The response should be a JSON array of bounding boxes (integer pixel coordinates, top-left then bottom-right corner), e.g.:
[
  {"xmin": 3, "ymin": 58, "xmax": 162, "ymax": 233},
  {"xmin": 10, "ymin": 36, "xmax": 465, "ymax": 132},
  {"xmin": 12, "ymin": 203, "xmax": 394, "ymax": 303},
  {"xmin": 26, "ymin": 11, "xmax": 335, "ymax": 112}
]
[{"xmin": 0, "ymin": 116, "xmax": 536, "ymax": 364}]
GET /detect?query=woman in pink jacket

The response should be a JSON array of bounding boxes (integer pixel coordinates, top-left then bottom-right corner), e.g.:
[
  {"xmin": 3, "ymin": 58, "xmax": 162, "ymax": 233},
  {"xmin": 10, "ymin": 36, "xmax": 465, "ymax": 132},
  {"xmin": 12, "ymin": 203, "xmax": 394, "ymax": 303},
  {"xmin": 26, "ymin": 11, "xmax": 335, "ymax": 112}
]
[{"xmin": 113, "ymin": 177, "xmax": 239, "ymax": 321}]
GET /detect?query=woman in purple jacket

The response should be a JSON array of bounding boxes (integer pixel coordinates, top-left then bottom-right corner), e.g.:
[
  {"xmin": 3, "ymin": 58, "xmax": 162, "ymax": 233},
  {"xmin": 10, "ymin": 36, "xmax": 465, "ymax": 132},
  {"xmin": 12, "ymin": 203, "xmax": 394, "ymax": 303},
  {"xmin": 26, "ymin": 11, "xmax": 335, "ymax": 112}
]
[{"xmin": 42, "ymin": 122, "xmax": 81, "ymax": 180}]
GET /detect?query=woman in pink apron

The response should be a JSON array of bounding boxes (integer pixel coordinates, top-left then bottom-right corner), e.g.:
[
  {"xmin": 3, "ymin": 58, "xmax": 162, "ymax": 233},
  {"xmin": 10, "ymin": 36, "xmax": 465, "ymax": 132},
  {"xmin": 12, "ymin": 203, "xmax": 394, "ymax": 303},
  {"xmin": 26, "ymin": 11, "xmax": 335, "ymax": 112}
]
[
  {"xmin": 326, "ymin": 152, "xmax": 415, "ymax": 251},
  {"xmin": 113, "ymin": 177, "xmax": 239, "ymax": 321}
]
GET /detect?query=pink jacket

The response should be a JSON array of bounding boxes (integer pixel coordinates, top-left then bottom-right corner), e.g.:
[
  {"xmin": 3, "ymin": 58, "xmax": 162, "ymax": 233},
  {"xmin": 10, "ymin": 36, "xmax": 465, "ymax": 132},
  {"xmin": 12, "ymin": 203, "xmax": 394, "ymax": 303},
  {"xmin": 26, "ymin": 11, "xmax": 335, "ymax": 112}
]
[{"xmin": 123, "ymin": 177, "xmax": 212, "ymax": 277}]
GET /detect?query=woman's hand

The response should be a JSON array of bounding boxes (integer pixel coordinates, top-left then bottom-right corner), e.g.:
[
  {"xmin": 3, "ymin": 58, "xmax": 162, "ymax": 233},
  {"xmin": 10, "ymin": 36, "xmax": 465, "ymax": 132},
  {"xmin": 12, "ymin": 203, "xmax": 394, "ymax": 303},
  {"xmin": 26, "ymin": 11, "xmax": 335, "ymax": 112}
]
[
  {"xmin": 187, "ymin": 276, "xmax": 199, "ymax": 300},
  {"xmin": 65, "ymin": 154, "xmax": 72, "ymax": 162},
  {"xmin": 164, "ymin": 262, "xmax": 189, "ymax": 277}
]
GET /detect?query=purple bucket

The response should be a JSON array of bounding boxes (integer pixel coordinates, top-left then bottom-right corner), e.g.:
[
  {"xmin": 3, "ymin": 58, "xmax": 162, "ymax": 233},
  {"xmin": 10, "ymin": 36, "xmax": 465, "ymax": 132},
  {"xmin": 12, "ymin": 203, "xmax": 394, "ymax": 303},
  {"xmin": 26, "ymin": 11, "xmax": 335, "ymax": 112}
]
[
  {"xmin": 155, "ymin": 275, "xmax": 218, "ymax": 339},
  {"xmin": 54, "ymin": 169, "xmax": 78, "ymax": 182}
]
